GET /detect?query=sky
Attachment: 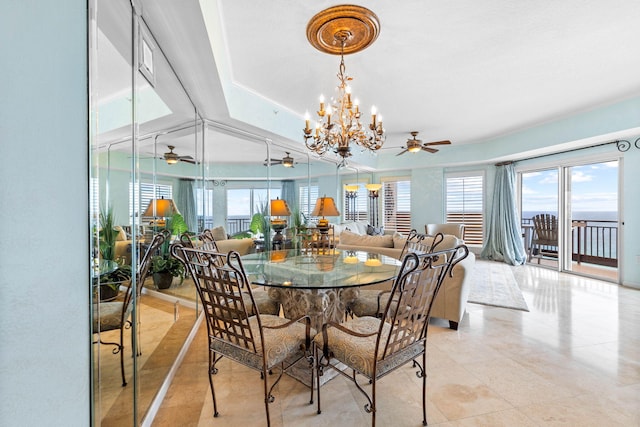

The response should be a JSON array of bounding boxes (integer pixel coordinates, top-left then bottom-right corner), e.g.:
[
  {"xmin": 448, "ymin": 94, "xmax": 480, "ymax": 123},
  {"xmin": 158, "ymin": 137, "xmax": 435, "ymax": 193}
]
[{"xmin": 521, "ymin": 160, "xmax": 618, "ymax": 214}]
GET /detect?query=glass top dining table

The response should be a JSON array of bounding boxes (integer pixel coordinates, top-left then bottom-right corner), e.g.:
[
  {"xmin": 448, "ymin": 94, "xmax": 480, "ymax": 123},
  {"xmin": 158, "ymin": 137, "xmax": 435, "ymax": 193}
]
[
  {"xmin": 241, "ymin": 248, "xmax": 401, "ymax": 387},
  {"xmin": 241, "ymin": 249, "xmax": 401, "ymax": 290}
]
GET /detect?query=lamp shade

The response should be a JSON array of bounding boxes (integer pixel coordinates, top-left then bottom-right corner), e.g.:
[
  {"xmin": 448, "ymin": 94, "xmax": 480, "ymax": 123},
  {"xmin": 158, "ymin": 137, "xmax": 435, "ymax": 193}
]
[
  {"xmin": 142, "ymin": 198, "xmax": 180, "ymax": 218},
  {"xmin": 311, "ymin": 196, "xmax": 340, "ymax": 217},
  {"xmin": 270, "ymin": 198, "xmax": 291, "ymax": 216}
]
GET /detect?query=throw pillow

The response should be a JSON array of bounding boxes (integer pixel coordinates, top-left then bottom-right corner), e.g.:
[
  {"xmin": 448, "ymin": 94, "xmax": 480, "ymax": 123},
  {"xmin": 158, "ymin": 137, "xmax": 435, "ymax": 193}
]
[
  {"xmin": 366, "ymin": 224, "xmax": 384, "ymax": 236},
  {"xmin": 339, "ymin": 230, "xmax": 394, "ymax": 248},
  {"xmin": 114, "ymin": 226, "xmax": 127, "ymax": 241},
  {"xmin": 210, "ymin": 225, "xmax": 227, "ymax": 241}
]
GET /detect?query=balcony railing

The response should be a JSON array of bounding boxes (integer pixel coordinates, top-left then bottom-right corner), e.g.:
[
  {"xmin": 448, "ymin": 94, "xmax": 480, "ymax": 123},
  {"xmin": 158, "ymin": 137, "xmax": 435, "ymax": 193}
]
[{"xmin": 522, "ymin": 218, "xmax": 618, "ymax": 268}]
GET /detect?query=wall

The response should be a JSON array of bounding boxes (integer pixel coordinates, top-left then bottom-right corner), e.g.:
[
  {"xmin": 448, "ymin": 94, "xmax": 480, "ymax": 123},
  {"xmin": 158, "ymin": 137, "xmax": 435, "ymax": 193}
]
[{"xmin": 0, "ymin": 1, "xmax": 89, "ymax": 425}]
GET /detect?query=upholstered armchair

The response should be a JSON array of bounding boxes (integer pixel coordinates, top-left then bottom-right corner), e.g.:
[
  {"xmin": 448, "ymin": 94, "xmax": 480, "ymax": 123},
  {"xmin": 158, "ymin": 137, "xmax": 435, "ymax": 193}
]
[{"xmin": 425, "ymin": 223, "xmax": 465, "ymax": 239}]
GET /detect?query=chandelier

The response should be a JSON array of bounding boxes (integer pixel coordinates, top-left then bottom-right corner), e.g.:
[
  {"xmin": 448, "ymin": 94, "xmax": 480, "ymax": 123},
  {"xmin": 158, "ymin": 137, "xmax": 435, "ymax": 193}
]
[{"xmin": 303, "ymin": 5, "xmax": 385, "ymax": 159}]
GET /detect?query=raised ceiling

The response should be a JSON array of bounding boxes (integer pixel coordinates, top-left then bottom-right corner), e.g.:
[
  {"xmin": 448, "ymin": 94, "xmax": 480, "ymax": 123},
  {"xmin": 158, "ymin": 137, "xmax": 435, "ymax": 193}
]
[{"xmin": 129, "ymin": 0, "xmax": 640, "ymax": 165}]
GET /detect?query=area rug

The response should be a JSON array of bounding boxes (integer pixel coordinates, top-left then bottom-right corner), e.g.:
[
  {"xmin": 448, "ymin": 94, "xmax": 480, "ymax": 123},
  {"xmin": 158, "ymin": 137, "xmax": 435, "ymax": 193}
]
[{"xmin": 467, "ymin": 260, "xmax": 529, "ymax": 311}]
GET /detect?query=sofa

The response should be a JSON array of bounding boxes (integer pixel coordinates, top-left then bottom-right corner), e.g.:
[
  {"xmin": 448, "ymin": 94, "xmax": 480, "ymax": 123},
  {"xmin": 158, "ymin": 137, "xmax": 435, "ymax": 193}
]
[{"xmin": 335, "ymin": 224, "xmax": 475, "ymax": 330}]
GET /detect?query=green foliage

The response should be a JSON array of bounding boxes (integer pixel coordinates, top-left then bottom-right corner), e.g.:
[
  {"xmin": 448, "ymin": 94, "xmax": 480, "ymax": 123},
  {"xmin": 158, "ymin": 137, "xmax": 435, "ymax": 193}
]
[
  {"xmin": 99, "ymin": 207, "xmax": 119, "ymax": 261},
  {"xmin": 169, "ymin": 213, "xmax": 188, "ymax": 236},
  {"xmin": 150, "ymin": 255, "xmax": 185, "ymax": 279},
  {"xmin": 98, "ymin": 263, "xmax": 132, "ymax": 290},
  {"xmin": 249, "ymin": 212, "xmax": 265, "ymax": 234}
]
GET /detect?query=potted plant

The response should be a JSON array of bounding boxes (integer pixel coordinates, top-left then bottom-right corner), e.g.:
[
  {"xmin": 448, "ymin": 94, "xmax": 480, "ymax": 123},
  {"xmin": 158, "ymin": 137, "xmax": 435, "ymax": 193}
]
[
  {"xmin": 96, "ymin": 208, "xmax": 132, "ymax": 301},
  {"xmin": 96, "ymin": 263, "xmax": 132, "ymax": 301},
  {"xmin": 150, "ymin": 255, "xmax": 185, "ymax": 289},
  {"xmin": 150, "ymin": 213, "xmax": 187, "ymax": 290}
]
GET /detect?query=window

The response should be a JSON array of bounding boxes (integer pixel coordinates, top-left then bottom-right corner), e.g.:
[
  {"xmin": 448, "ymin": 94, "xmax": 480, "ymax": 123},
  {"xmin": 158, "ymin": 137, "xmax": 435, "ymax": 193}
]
[
  {"xmin": 445, "ymin": 172, "xmax": 484, "ymax": 244},
  {"xmin": 195, "ymin": 186, "xmax": 215, "ymax": 230},
  {"xmin": 299, "ymin": 184, "xmax": 319, "ymax": 219},
  {"xmin": 343, "ymin": 183, "xmax": 368, "ymax": 222},
  {"xmin": 382, "ymin": 179, "xmax": 411, "ymax": 233},
  {"xmin": 226, "ymin": 187, "xmax": 281, "ymax": 235},
  {"xmin": 129, "ymin": 182, "xmax": 173, "ymax": 224}
]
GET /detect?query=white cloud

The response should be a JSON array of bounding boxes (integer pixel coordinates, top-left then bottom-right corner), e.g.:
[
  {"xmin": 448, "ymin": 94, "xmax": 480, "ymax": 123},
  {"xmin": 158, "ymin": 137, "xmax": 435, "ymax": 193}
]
[{"xmin": 571, "ymin": 170, "xmax": 593, "ymax": 182}]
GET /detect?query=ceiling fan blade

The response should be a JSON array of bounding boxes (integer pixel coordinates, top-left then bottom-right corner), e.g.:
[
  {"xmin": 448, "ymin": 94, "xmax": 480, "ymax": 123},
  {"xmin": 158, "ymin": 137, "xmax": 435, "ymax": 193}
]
[
  {"xmin": 423, "ymin": 140, "xmax": 451, "ymax": 146},
  {"xmin": 421, "ymin": 146, "xmax": 439, "ymax": 153},
  {"xmin": 396, "ymin": 149, "xmax": 409, "ymax": 156}
]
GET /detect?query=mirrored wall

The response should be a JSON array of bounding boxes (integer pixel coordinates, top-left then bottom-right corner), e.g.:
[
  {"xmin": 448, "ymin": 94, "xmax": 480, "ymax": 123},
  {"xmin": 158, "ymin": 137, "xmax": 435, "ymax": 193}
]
[{"xmin": 90, "ymin": 1, "xmax": 346, "ymax": 424}]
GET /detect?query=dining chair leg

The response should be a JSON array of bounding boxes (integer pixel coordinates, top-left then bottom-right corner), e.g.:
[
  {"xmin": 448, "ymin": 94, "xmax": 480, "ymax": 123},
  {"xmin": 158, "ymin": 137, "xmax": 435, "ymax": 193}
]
[
  {"xmin": 119, "ymin": 328, "xmax": 126, "ymax": 387},
  {"xmin": 315, "ymin": 344, "xmax": 322, "ymax": 414},
  {"xmin": 421, "ymin": 351, "xmax": 428, "ymax": 426}
]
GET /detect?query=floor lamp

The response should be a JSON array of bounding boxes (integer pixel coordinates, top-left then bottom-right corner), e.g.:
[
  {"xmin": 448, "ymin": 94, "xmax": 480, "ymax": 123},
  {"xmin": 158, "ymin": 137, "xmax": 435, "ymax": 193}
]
[
  {"xmin": 344, "ymin": 184, "xmax": 359, "ymax": 221},
  {"xmin": 366, "ymin": 184, "xmax": 382, "ymax": 227}
]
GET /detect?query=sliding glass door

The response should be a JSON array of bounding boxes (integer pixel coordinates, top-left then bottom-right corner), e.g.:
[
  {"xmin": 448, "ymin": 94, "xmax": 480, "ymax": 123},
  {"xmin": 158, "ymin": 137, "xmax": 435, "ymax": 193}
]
[{"xmin": 519, "ymin": 160, "xmax": 619, "ymax": 282}]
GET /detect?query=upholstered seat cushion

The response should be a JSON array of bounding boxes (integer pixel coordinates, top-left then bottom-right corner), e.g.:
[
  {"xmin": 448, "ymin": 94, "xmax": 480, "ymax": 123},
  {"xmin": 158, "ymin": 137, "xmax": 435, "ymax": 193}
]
[
  {"xmin": 348, "ymin": 289, "xmax": 392, "ymax": 318},
  {"xmin": 314, "ymin": 316, "xmax": 391, "ymax": 377},
  {"xmin": 93, "ymin": 301, "xmax": 128, "ymax": 331},
  {"xmin": 242, "ymin": 290, "xmax": 280, "ymax": 316},
  {"xmin": 211, "ymin": 314, "xmax": 310, "ymax": 370}
]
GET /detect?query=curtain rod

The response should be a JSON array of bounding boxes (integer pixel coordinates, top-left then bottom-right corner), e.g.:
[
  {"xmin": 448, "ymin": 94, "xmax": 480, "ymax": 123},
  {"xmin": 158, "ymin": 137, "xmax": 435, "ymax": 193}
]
[{"xmin": 511, "ymin": 140, "xmax": 619, "ymax": 164}]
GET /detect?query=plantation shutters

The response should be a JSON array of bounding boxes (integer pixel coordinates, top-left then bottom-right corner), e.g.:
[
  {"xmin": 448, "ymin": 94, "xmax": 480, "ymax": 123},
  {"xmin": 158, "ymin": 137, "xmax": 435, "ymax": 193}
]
[
  {"xmin": 382, "ymin": 179, "xmax": 411, "ymax": 233},
  {"xmin": 299, "ymin": 184, "xmax": 319, "ymax": 219},
  {"xmin": 129, "ymin": 182, "xmax": 173, "ymax": 224},
  {"xmin": 445, "ymin": 173, "xmax": 484, "ymax": 244}
]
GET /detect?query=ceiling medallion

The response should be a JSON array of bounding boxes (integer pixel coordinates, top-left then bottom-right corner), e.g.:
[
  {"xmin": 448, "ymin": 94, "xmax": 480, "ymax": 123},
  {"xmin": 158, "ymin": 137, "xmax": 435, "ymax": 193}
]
[{"xmin": 303, "ymin": 5, "xmax": 385, "ymax": 159}]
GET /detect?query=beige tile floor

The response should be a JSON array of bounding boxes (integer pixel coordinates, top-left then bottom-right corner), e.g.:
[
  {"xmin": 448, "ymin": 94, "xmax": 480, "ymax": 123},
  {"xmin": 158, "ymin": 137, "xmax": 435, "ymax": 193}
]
[{"xmin": 152, "ymin": 262, "xmax": 640, "ymax": 426}]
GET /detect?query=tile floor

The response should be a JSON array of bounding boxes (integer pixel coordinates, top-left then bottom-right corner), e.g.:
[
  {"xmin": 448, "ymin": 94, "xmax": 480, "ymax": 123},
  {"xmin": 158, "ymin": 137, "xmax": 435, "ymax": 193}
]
[{"xmin": 151, "ymin": 261, "xmax": 640, "ymax": 426}]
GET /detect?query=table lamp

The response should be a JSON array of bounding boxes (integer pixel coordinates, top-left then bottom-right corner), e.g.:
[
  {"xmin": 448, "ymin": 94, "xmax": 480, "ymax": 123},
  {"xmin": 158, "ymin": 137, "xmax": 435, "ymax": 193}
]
[
  {"xmin": 270, "ymin": 198, "xmax": 291, "ymax": 249},
  {"xmin": 311, "ymin": 195, "xmax": 340, "ymax": 229},
  {"xmin": 142, "ymin": 197, "xmax": 180, "ymax": 227}
]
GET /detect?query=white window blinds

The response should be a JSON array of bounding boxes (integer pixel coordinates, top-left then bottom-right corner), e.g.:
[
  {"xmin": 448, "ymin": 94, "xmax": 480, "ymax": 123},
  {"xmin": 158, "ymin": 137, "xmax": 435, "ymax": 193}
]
[
  {"xmin": 129, "ymin": 182, "xmax": 173, "ymax": 224},
  {"xmin": 299, "ymin": 184, "xmax": 319, "ymax": 219},
  {"xmin": 445, "ymin": 173, "xmax": 484, "ymax": 244},
  {"xmin": 382, "ymin": 179, "xmax": 411, "ymax": 233}
]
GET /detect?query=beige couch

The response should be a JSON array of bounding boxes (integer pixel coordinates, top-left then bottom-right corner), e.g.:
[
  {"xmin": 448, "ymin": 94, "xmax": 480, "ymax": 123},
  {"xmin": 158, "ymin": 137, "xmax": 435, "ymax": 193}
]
[{"xmin": 337, "ymin": 228, "xmax": 475, "ymax": 330}]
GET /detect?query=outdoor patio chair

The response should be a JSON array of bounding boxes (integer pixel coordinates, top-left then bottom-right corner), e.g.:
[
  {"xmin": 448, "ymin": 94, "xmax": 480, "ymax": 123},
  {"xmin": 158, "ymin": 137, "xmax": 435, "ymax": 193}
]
[{"xmin": 529, "ymin": 214, "xmax": 558, "ymax": 263}]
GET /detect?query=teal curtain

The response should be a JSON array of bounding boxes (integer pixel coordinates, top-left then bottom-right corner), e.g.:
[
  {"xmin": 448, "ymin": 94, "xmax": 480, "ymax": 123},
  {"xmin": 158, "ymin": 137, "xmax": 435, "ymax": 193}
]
[
  {"xmin": 177, "ymin": 179, "xmax": 198, "ymax": 233},
  {"xmin": 480, "ymin": 163, "xmax": 527, "ymax": 265},
  {"xmin": 281, "ymin": 180, "xmax": 297, "ymax": 212}
]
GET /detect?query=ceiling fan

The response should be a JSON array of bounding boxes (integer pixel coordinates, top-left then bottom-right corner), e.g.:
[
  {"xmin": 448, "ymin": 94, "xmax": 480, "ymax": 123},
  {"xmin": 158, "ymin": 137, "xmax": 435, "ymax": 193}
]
[
  {"xmin": 163, "ymin": 145, "xmax": 195, "ymax": 164},
  {"xmin": 396, "ymin": 131, "xmax": 451, "ymax": 156},
  {"xmin": 264, "ymin": 152, "xmax": 296, "ymax": 168}
]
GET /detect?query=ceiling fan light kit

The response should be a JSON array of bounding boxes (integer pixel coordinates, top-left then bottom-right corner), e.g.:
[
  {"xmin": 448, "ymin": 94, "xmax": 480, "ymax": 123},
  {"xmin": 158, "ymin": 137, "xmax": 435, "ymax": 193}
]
[
  {"xmin": 303, "ymin": 5, "xmax": 385, "ymax": 159},
  {"xmin": 163, "ymin": 145, "xmax": 195, "ymax": 165},
  {"xmin": 264, "ymin": 152, "xmax": 296, "ymax": 168},
  {"xmin": 396, "ymin": 131, "xmax": 452, "ymax": 156}
]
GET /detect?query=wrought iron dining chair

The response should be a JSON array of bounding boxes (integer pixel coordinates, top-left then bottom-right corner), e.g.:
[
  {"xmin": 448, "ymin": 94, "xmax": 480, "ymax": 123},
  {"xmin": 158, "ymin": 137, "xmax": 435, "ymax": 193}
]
[
  {"xmin": 347, "ymin": 230, "xmax": 445, "ymax": 318},
  {"xmin": 92, "ymin": 231, "xmax": 166, "ymax": 386},
  {"xmin": 171, "ymin": 244, "xmax": 313, "ymax": 426},
  {"xmin": 529, "ymin": 214, "xmax": 558, "ymax": 263},
  {"xmin": 315, "ymin": 245, "xmax": 466, "ymax": 426},
  {"xmin": 179, "ymin": 231, "xmax": 280, "ymax": 315}
]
